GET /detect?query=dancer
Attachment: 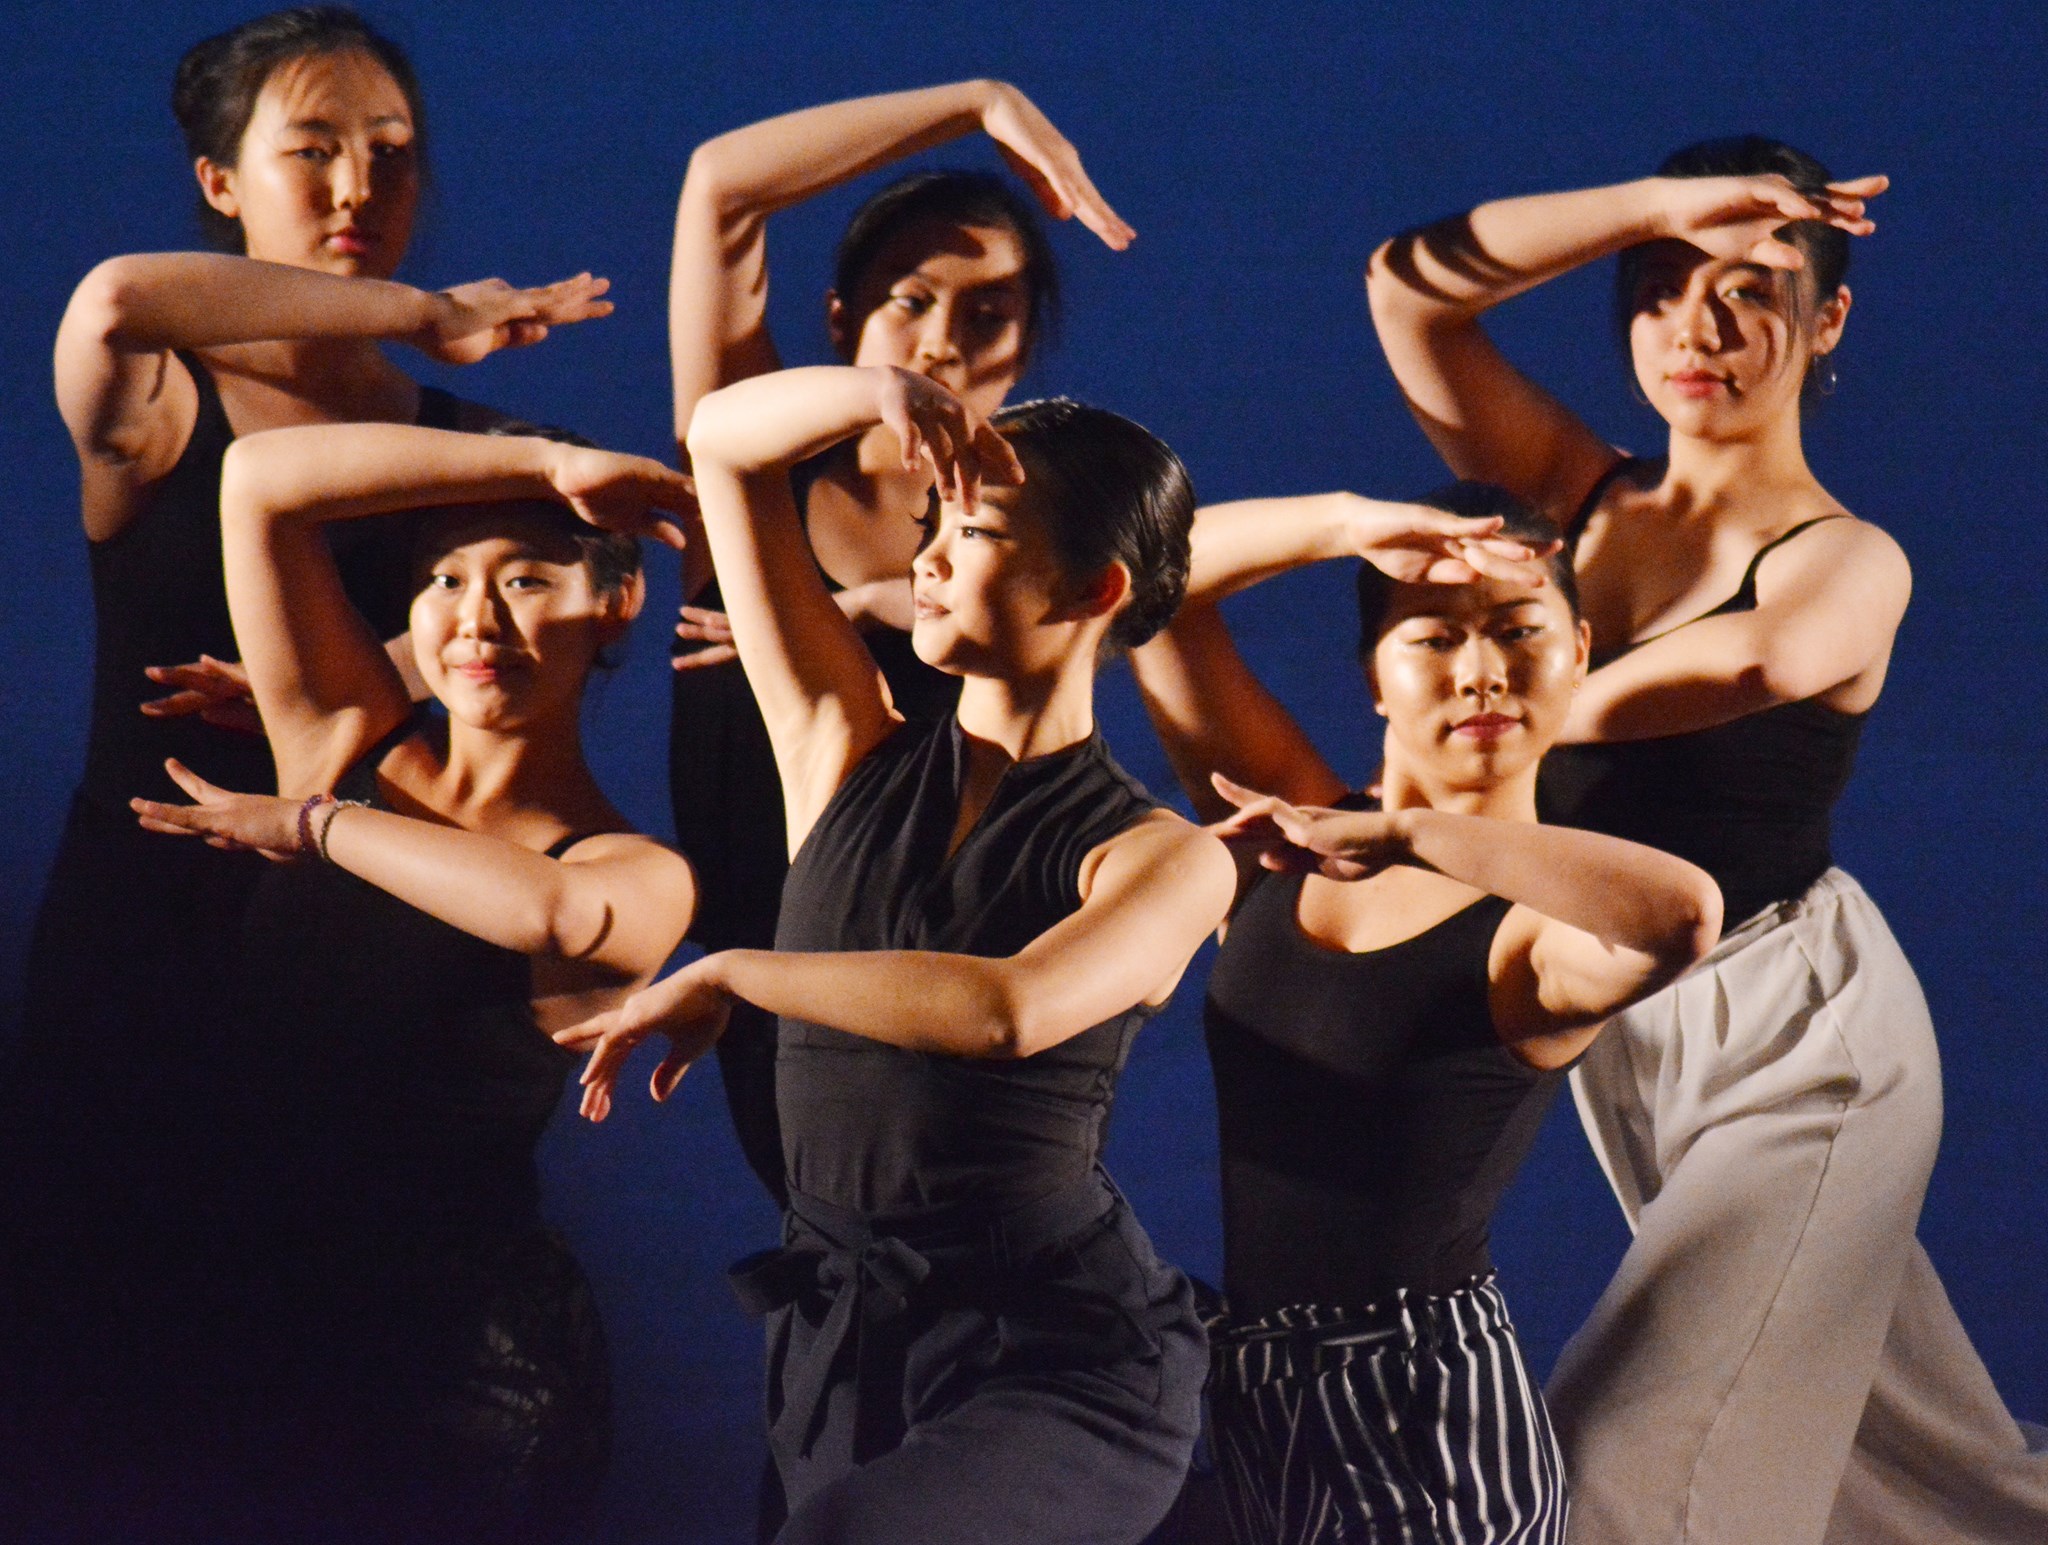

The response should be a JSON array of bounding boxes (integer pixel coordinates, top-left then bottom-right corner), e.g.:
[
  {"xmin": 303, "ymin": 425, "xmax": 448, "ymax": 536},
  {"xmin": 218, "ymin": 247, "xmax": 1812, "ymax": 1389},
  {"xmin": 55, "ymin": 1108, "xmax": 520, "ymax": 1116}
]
[
  {"xmin": 1132, "ymin": 482, "xmax": 1720, "ymax": 1543},
  {"xmin": 1369, "ymin": 139, "xmax": 2048, "ymax": 1542},
  {"xmin": 4, "ymin": 0, "xmax": 609, "ymax": 1391},
  {"xmin": 563, "ymin": 363, "xmax": 1233, "ymax": 1544},
  {"xmin": 124, "ymin": 422, "xmax": 695, "ymax": 1542},
  {"xmin": 665, "ymin": 80, "xmax": 1130, "ymax": 1200}
]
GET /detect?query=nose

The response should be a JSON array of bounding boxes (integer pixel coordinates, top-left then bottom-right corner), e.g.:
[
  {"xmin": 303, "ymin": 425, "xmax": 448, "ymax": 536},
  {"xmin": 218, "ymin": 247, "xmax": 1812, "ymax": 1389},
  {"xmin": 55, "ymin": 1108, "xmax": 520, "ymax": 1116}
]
[
  {"xmin": 915, "ymin": 301, "xmax": 963, "ymax": 367},
  {"xmin": 330, "ymin": 146, "xmax": 372, "ymax": 211},
  {"xmin": 1454, "ymin": 634, "xmax": 1508, "ymax": 702},
  {"xmin": 1671, "ymin": 283, "xmax": 1724, "ymax": 354},
  {"xmin": 913, "ymin": 525, "xmax": 950, "ymax": 580},
  {"xmin": 454, "ymin": 578, "xmax": 504, "ymax": 638}
]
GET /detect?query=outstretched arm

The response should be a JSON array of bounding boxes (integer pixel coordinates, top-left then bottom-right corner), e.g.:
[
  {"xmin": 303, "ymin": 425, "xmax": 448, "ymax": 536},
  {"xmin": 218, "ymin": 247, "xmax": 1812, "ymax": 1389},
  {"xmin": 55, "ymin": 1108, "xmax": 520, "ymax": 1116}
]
[
  {"xmin": 1366, "ymin": 173, "xmax": 1884, "ymax": 521},
  {"xmin": 685, "ymin": 364, "xmax": 1021, "ymax": 849},
  {"xmin": 1212, "ymin": 777, "xmax": 1721, "ymax": 1058},
  {"xmin": 132, "ymin": 760, "xmax": 695, "ymax": 983},
  {"xmin": 55, "ymin": 254, "xmax": 611, "ymax": 541},
  {"xmin": 220, "ymin": 424, "xmax": 687, "ymax": 795},
  {"xmin": 555, "ymin": 815, "xmax": 1235, "ymax": 1119},
  {"xmin": 1562, "ymin": 517, "xmax": 1909, "ymax": 742}
]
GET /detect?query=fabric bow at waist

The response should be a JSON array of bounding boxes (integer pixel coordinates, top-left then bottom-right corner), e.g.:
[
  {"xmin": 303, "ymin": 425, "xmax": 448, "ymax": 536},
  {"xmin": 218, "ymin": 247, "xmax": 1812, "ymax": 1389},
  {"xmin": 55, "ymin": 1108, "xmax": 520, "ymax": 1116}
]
[{"xmin": 730, "ymin": 1169, "xmax": 1118, "ymax": 1477}]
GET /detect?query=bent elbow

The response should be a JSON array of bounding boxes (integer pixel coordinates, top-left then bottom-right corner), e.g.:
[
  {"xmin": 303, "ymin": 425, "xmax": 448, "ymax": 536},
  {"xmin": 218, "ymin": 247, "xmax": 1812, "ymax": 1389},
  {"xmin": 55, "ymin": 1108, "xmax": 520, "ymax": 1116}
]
[
  {"xmin": 1654, "ymin": 875, "xmax": 1723, "ymax": 978},
  {"xmin": 72, "ymin": 258, "xmax": 150, "ymax": 345}
]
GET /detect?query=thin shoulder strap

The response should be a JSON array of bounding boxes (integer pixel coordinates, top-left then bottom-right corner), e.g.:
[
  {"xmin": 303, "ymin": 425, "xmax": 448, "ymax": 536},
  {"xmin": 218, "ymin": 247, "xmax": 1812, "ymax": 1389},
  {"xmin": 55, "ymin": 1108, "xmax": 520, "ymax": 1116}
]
[
  {"xmin": 1729, "ymin": 515, "xmax": 1851, "ymax": 608},
  {"xmin": 1564, "ymin": 455, "xmax": 1649, "ymax": 546},
  {"xmin": 544, "ymin": 830, "xmax": 601, "ymax": 860},
  {"xmin": 172, "ymin": 348, "xmax": 231, "ymax": 441},
  {"xmin": 334, "ymin": 704, "xmax": 431, "ymax": 798}
]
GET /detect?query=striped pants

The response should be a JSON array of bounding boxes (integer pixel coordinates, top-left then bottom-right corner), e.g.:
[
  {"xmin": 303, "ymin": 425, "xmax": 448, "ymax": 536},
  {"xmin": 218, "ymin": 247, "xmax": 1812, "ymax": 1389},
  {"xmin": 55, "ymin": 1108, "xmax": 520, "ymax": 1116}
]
[{"xmin": 1209, "ymin": 1280, "xmax": 1566, "ymax": 1545}]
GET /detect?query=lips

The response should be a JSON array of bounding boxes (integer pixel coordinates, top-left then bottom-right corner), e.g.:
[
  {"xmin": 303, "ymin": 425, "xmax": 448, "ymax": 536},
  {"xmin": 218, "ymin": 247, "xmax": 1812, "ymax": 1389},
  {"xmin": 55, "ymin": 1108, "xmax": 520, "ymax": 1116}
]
[
  {"xmin": 327, "ymin": 226, "xmax": 375, "ymax": 256},
  {"xmin": 1451, "ymin": 713, "xmax": 1518, "ymax": 741},
  {"xmin": 1668, "ymin": 369, "xmax": 1728, "ymax": 399},
  {"xmin": 912, "ymin": 591, "xmax": 949, "ymax": 621}
]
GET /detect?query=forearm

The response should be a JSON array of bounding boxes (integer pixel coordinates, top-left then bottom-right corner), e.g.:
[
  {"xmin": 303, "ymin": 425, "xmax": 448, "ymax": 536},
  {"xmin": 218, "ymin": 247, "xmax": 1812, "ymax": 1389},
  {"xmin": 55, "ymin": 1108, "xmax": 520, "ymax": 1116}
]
[
  {"xmin": 686, "ymin": 366, "xmax": 886, "ymax": 476},
  {"xmin": 1370, "ymin": 179, "xmax": 1669, "ymax": 320},
  {"xmin": 1396, "ymin": 808, "xmax": 1720, "ymax": 963},
  {"xmin": 704, "ymin": 947, "xmax": 1025, "ymax": 1058},
  {"xmin": 687, "ymin": 82, "xmax": 994, "ymax": 219},
  {"xmin": 75, "ymin": 252, "xmax": 439, "ymax": 352},
  {"xmin": 222, "ymin": 424, "xmax": 562, "ymax": 529},
  {"xmin": 1131, "ymin": 603, "xmax": 1341, "ymax": 818},
  {"xmin": 321, "ymin": 804, "xmax": 607, "ymax": 959},
  {"xmin": 1185, "ymin": 494, "xmax": 1356, "ymax": 601}
]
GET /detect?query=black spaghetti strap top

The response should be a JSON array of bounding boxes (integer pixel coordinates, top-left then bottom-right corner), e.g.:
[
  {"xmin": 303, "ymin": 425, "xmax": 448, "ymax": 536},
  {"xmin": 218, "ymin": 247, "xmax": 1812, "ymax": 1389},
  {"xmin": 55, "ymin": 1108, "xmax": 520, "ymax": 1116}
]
[
  {"xmin": 79, "ymin": 352, "xmax": 461, "ymax": 808},
  {"xmin": 1205, "ymin": 873, "xmax": 1559, "ymax": 1313},
  {"xmin": 774, "ymin": 717, "xmax": 1161, "ymax": 1216},
  {"xmin": 1539, "ymin": 458, "xmax": 1867, "ymax": 924},
  {"xmin": 234, "ymin": 716, "xmax": 583, "ymax": 1233}
]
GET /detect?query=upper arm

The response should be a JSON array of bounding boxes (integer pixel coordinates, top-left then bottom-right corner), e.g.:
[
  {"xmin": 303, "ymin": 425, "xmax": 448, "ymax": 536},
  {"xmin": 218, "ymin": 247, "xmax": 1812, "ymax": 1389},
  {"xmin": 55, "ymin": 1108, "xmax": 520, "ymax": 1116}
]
[
  {"xmin": 688, "ymin": 461, "xmax": 900, "ymax": 849},
  {"xmin": 218, "ymin": 439, "xmax": 413, "ymax": 795},
  {"xmin": 1131, "ymin": 602, "xmax": 1346, "ymax": 822},
  {"xmin": 1366, "ymin": 234, "xmax": 1619, "ymax": 525},
  {"xmin": 54, "ymin": 261, "xmax": 201, "ymax": 541},
  {"xmin": 997, "ymin": 818, "xmax": 1237, "ymax": 1055},
  {"xmin": 1489, "ymin": 904, "xmax": 1698, "ymax": 1067},
  {"xmin": 1740, "ymin": 520, "xmax": 1911, "ymax": 699},
  {"xmin": 669, "ymin": 143, "xmax": 785, "ymax": 451},
  {"xmin": 550, "ymin": 836, "xmax": 698, "ymax": 980}
]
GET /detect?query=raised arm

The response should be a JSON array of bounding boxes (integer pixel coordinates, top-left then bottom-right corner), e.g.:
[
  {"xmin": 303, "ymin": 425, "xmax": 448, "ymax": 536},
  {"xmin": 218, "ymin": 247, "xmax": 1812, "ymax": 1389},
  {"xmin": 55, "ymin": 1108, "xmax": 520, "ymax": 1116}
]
[
  {"xmin": 670, "ymin": 79, "xmax": 1131, "ymax": 446},
  {"xmin": 1213, "ymin": 778, "xmax": 1722, "ymax": 1063},
  {"xmin": 1563, "ymin": 516, "xmax": 1909, "ymax": 742},
  {"xmin": 685, "ymin": 364, "xmax": 1020, "ymax": 848},
  {"xmin": 55, "ymin": 253, "xmax": 611, "ymax": 541},
  {"xmin": 1366, "ymin": 173, "xmax": 1883, "ymax": 522},
  {"xmin": 557, "ymin": 815, "xmax": 1236, "ymax": 1118},
  {"xmin": 220, "ymin": 423, "xmax": 687, "ymax": 795}
]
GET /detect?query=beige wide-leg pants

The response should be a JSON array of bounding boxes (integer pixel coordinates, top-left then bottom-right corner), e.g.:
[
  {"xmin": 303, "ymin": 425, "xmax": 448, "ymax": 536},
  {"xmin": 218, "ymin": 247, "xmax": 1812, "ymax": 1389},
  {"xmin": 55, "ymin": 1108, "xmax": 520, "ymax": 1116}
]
[{"xmin": 1546, "ymin": 869, "xmax": 2048, "ymax": 1544}]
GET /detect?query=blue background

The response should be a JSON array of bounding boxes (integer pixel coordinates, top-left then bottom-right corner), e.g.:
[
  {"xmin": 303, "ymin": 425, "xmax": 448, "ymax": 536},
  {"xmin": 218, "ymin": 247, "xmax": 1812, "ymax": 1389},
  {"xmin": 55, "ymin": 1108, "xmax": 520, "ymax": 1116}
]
[{"xmin": 3, "ymin": 3, "xmax": 2042, "ymax": 1539}]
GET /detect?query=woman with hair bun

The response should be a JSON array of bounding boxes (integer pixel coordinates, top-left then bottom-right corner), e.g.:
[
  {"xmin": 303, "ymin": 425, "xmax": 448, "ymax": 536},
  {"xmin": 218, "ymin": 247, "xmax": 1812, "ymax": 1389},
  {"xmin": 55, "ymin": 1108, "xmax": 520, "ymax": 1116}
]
[
  {"xmin": 1369, "ymin": 137, "xmax": 2048, "ymax": 1543},
  {"xmin": 566, "ymin": 363, "xmax": 1233, "ymax": 1544},
  {"xmin": 664, "ymin": 81, "xmax": 1130, "ymax": 1202},
  {"xmin": 1133, "ymin": 481, "xmax": 1721, "ymax": 1543}
]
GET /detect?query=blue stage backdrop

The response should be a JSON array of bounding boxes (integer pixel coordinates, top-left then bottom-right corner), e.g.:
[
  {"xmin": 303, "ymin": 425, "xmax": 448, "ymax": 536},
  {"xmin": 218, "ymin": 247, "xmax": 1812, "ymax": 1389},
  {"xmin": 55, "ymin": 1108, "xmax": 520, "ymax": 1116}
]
[{"xmin": 3, "ymin": 2, "xmax": 2041, "ymax": 1538}]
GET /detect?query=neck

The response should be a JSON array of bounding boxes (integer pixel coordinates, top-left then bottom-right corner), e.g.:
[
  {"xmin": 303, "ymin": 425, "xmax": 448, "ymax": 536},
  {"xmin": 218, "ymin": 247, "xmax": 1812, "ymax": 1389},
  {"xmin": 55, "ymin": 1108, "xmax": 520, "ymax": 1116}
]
[
  {"xmin": 952, "ymin": 652, "xmax": 1099, "ymax": 762},
  {"xmin": 206, "ymin": 334, "xmax": 403, "ymax": 395},
  {"xmin": 438, "ymin": 708, "xmax": 599, "ymax": 823},
  {"xmin": 1379, "ymin": 754, "xmax": 1539, "ymax": 823},
  {"xmin": 1662, "ymin": 408, "xmax": 1815, "ymax": 506}
]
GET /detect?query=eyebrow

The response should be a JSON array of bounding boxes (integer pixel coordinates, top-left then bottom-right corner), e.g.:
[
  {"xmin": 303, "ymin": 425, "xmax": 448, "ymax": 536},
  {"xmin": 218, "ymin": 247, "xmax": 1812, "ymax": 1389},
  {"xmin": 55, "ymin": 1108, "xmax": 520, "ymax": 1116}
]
[{"xmin": 283, "ymin": 114, "xmax": 411, "ymax": 132}]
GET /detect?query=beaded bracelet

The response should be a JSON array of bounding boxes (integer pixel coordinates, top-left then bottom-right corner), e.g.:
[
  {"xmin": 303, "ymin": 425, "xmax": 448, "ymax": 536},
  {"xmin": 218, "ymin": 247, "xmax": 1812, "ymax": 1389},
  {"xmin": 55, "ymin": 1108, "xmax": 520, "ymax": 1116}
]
[
  {"xmin": 296, "ymin": 793, "xmax": 336, "ymax": 857},
  {"xmin": 314, "ymin": 798, "xmax": 370, "ymax": 863}
]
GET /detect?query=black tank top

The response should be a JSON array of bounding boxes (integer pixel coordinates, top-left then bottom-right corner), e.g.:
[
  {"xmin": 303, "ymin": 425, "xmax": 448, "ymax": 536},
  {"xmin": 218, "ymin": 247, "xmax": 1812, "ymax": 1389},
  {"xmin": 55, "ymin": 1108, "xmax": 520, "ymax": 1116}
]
[
  {"xmin": 774, "ymin": 716, "xmax": 1160, "ymax": 1216},
  {"xmin": 79, "ymin": 352, "xmax": 460, "ymax": 809},
  {"xmin": 1539, "ymin": 458, "xmax": 1867, "ymax": 925},
  {"xmin": 1206, "ymin": 874, "xmax": 1562, "ymax": 1313},
  {"xmin": 234, "ymin": 719, "xmax": 584, "ymax": 1233}
]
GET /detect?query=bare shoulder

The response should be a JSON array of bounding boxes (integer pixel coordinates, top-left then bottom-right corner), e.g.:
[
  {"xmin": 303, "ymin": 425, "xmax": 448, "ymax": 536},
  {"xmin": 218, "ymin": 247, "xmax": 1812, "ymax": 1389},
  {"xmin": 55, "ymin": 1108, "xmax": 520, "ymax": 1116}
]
[
  {"xmin": 1768, "ymin": 507, "xmax": 1912, "ymax": 594},
  {"xmin": 1080, "ymin": 808, "xmax": 1235, "ymax": 903}
]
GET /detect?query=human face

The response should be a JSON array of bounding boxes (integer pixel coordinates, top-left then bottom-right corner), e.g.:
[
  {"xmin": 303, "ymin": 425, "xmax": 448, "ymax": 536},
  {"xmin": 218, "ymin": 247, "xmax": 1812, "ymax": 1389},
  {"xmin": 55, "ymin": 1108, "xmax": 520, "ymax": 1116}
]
[
  {"xmin": 908, "ymin": 483, "xmax": 1082, "ymax": 678},
  {"xmin": 1370, "ymin": 575, "xmax": 1587, "ymax": 797},
  {"xmin": 199, "ymin": 49, "xmax": 419, "ymax": 278},
  {"xmin": 839, "ymin": 220, "xmax": 1032, "ymax": 419},
  {"xmin": 1626, "ymin": 240, "xmax": 1844, "ymax": 437},
  {"xmin": 410, "ymin": 512, "xmax": 623, "ymax": 732}
]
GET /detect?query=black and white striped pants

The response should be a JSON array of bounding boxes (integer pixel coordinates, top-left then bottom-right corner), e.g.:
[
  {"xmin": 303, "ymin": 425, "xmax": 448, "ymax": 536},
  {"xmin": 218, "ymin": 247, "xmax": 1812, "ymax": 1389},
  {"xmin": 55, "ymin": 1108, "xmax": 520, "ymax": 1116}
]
[{"xmin": 1208, "ymin": 1277, "xmax": 1566, "ymax": 1545}]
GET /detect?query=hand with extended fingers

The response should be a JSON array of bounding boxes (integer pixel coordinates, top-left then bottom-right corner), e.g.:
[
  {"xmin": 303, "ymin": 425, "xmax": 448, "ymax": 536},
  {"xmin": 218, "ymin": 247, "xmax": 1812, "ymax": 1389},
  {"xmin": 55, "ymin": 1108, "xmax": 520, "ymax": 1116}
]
[
  {"xmin": 1207, "ymin": 774, "xmax": 1411, "ymax": 882},
  {"xmin": 978, "ymin": 82, "xmax": 1135, "ymax": 251},
  {"xmin": 550, "ymin": 959, "xmax": 734, "ymax": 1122},
  {"xmin": 1653, "ymin": 173, "xmax": 1888, "ymax": 271},
  {"xmin": 544, "ymin": 445, "xmax": 695, "ymax": 548},
  {"xmin": 1342, "ymin": 499, "xmax": 1559, "ymax": 588},
  {"xmin": 130, "ymin": 757, "xmax": 303, "ymax": 861},
  {"xmin": 876, "ymin": 367, "xmax": 1025, "ymax": 511},
  {"xmin": 141, "ymin": 654, "xmax": 261, "ymax": 735},
  {"xmin": 410, "ymin": 272, "xmax": 615, "ymax": 366}
]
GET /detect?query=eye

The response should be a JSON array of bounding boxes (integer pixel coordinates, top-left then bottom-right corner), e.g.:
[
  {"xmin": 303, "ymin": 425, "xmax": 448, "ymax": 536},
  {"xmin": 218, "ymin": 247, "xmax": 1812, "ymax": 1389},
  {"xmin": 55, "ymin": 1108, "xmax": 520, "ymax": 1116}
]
[
  {"xmin": 1409, "ymin": 632, "xmax": 1457, "ymax": 652},
  {"xmin": 290, "ymin": 144, "xmax": 336, "ymax": 163},
  {"xmin": 427, "ymin": 571, "xmax": 460, "ymax": 591},
  {"xmin": 504, "ymin": 572, "xmax": 552, "ymax": 591},
  {"xmin": 370, "ymin": 139, "xmax": 413, "ymax": 161},
  {"xmin": 1496, "ymin": 623, "xmax": 1543, "ymax": 641},
  {"xmin": 889, "ymin": 290, "xmax": 933, "ymax": 316}
]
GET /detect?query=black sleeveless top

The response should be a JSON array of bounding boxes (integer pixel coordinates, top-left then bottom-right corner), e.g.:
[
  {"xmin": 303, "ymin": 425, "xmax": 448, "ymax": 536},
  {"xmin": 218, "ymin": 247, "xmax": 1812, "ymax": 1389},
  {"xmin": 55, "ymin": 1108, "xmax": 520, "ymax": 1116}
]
[
  {"xmin": 234, "ymin": 720, "xmax": 583, "ymax": 1234},
  {"xmin": 1206, "ymin": 874, "xmax": 1562, "ymax": 1313},
  {"xmin": 80, "ymin": 352, "xmax": 460, "ymax": 809},
  {"xmin": 1539, "ymin": 458, "xmax": 1867, "ymax": 925},
  {"xmin": 774, "ymin": 716, "xmax": 1160, "ymax": 1216}
]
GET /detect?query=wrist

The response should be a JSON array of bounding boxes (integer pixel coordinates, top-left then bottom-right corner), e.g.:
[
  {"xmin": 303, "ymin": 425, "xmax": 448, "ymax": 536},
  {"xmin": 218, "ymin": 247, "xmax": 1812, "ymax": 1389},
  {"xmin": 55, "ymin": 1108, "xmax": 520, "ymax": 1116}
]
[
  {"xmin": 407, "ymin": 286, "xmax": 453, "ymax": 345},
  {"xmin": 968, "ymin": 78, "xmax": 1010, "ymax": 121}
]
